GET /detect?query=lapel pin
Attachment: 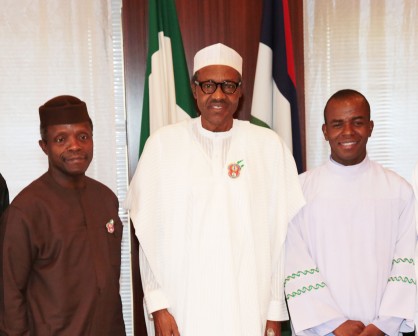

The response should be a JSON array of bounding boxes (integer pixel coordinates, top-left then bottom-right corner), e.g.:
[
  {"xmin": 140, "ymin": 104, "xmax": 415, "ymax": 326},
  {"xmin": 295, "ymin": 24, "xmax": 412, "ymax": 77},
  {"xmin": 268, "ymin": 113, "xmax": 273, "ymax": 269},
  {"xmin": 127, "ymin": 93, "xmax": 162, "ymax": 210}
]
[
  {"xmin": 227, "ymin": 160, "xmax": 244, "ymax": 179},
  {"xmin": 106, "ymin": 219, "xmax": 115, "ymax": 234}
]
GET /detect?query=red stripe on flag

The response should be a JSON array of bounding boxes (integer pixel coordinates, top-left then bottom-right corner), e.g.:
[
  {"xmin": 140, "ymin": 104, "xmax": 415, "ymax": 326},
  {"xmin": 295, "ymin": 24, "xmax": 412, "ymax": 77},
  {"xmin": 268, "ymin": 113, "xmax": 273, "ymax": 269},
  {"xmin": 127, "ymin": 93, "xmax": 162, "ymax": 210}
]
[{"xmin": 282, "ymin": 0, "xmax": 296, "ymax": 86}]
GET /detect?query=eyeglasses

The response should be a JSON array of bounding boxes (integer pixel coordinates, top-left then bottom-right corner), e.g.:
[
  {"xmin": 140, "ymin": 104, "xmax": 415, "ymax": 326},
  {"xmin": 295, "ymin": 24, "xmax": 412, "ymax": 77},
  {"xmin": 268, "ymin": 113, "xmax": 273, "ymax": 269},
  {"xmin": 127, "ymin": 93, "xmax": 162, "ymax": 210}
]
[{"xmin": 194, "ymin": 80, "xmax": 241, "ymax": 94}]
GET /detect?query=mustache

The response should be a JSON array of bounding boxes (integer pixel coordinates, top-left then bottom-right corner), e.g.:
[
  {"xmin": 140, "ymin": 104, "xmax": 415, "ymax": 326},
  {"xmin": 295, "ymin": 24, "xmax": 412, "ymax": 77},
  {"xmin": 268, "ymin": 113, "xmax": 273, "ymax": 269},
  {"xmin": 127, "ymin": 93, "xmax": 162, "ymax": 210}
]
[{"xmin": 208, "ymin": 98, "xmax": 227, "ymax": 104}]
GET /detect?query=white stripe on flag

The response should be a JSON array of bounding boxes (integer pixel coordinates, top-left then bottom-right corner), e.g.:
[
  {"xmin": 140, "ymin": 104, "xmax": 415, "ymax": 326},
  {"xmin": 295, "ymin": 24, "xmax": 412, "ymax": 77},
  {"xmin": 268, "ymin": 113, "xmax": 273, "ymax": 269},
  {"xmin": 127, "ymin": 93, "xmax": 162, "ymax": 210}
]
[
  {"xmin": 273, "ymin": 82, "xmax": 292, "ymax": 151},
  {"xmin": 252, "ymin": 44, "xmax": 273, "ymax": 125},
  {"xmin": 251, "ymin": 43, "xmax": 293, "ymax": 151},
  {"xmin": 148, "ymin": 32, "xmax": 191, "ymax": 134}
]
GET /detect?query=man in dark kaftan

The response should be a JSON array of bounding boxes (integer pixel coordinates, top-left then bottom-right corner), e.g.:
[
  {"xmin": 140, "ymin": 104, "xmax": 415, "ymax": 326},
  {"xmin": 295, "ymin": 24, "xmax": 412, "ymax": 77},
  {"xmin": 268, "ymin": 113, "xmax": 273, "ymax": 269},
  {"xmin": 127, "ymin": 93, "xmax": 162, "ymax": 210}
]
[{"xmin": 0, "ymin": 95, "xmax": 125, "ymax": 335}]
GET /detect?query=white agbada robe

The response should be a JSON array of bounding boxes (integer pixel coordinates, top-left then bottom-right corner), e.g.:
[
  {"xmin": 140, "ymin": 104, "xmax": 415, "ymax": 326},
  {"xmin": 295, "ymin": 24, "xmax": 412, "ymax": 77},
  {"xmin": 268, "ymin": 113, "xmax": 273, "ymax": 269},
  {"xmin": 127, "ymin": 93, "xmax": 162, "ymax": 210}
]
[
  {"xmin": 285, "ymin": 156, "xmax": 416, "ymax": 336},
  {"xmin": 126, "ymin": 117, "xmax": 305, "ymax": 336}
]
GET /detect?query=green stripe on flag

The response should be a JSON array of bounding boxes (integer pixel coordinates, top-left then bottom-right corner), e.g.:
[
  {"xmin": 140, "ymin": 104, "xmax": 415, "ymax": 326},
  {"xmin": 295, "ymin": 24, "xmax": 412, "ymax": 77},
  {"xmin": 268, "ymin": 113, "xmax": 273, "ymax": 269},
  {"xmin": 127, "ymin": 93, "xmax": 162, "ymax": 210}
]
[
  {"xmin": 140, "ymin": 0, "xmax": 196, "ymax": 158},
  {"xmin": 250, "ymin": 115, "xmax": 271, "ymax": 129}
]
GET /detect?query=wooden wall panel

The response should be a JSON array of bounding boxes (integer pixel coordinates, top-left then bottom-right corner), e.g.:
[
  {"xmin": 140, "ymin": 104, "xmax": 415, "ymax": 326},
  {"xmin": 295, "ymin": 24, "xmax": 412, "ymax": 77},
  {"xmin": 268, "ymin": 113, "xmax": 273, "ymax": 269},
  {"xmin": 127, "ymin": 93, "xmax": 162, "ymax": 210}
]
[
  {"xmin": 289, "ymin": 0, "xmax": 306, "ymax": 162},
  {"xmin": 121, "ymin": 1, "xmax": 304, "ymax": 334},
  {"xmin": 176, "ymin": 0, "xmax": 263, "ymax": 120},
  {"xmin": 122, "ymin": 0, "xmax": 147, "ymax": 180}
]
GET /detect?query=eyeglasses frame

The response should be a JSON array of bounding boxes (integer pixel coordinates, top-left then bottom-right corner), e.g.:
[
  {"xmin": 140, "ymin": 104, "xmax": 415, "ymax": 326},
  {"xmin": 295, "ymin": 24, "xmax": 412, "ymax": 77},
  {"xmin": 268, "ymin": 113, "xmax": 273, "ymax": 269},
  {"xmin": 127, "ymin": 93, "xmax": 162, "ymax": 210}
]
[{"xmin": 194, "ymin": 80, "xmax": 242, "ymax": 95}]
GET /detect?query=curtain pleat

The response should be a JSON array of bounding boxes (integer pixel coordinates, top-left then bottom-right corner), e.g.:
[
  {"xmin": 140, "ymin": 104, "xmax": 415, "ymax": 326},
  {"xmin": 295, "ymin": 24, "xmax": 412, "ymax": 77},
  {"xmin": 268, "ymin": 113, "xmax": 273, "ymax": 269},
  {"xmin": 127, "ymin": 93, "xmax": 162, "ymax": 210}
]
[{"xmin": 304, "ymin": 0, "xmax": 418, "ymax": 181}]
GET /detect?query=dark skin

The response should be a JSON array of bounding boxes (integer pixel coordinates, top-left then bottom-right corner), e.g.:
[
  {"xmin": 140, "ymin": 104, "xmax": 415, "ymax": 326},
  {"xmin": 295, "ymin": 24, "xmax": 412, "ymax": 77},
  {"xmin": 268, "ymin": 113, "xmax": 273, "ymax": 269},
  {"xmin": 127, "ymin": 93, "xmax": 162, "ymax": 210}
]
[
  {"xmin": 192, "ymin": 64, "xmax": 242, "ymax": 132},
  {"xmin": 359, "ymin": 324, "xmax": 385, "ymax": 336},
  {"xmin": 334, "ymin": 321, "xmax": 384, "ymax": 336},
  {"xmin": 334, "ymin": 320, "xmax": 366, "ymax": 336},
  {"xmin": 322, "ymin": 95, "xmax": 373, "ymax": 166},
  {"xmin": 265, "ymin": 321, "xmax": 281, "ymax": 336},
  {"xmin": 152, "ymin": 309, "xmax": 180, "ymax": 336},
  {"xmin": 153, "ymin": 64, "xmax": 282, "ymax": 336},
  {"xmin": 38, "ymin": 121, "xmax": 93, "ymax": 189}
]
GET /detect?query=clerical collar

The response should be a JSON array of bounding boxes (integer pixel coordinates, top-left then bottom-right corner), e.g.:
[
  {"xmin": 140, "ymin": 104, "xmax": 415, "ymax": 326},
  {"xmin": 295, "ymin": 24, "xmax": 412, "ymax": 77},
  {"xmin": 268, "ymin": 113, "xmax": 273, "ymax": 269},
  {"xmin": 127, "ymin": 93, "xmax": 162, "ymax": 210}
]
[{"xmin": 327, "ymin": 155, "xmax": 370, "ymax": 175}]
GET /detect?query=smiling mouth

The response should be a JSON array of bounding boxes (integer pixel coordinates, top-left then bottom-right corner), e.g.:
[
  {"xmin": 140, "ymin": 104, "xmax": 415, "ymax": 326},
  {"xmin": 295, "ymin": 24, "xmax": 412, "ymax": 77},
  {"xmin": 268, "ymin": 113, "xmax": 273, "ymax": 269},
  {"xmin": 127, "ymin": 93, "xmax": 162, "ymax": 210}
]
[
  {"xmin": 64, "ymin": 156, "xmax": 86, "ymax": 162},
  {"xmin": 339, "ymin": 141, "xmax": 358, "ymax": 146},
  {"xmin": 209, "ymin": 104, "xmax": 224, "ymax": 110}
]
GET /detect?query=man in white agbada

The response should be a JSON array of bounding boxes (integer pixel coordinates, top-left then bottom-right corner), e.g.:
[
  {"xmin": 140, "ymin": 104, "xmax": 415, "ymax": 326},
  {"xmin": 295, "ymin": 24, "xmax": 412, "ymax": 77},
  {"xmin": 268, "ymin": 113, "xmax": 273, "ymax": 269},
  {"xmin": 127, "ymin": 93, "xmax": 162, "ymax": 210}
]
[
  {"xmin": 284, "ymin": 89, "xmax": 416, "ymax": 336},
  {"xmin": 126, "ymin": 43, "xmax": 305, "ymax": 336}
]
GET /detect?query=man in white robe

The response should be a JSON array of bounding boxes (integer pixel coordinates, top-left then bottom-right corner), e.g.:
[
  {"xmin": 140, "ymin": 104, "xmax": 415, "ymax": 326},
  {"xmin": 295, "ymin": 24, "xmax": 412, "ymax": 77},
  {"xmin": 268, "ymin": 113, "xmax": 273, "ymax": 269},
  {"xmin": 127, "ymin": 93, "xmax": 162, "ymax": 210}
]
[
  {"xmin": 285, "ymin": 89, "xmax": 416, "ymax": 336},
  {"xmin": 126, "ymin": 43, "xmax": 305, "ymax": 336}
]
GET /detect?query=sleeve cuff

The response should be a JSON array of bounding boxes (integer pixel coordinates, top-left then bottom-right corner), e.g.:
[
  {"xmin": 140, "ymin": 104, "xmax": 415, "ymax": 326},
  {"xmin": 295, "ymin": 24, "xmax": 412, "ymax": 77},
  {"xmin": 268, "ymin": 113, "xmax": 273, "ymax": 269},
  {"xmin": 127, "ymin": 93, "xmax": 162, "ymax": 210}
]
[
  {"xmin": 310, "ymin": 317, "xmax": 347, "ymax": 336},
  {"xmin": 144, "ymin": 289, "xmax": 170, "ymax": 318},
  {"xmin": 267, "ymin": 299, "xmax": 289, "ymax": 321},
  {"xmin": 372, "ymin": 316, "xmax": 404, "ymax": 336}
]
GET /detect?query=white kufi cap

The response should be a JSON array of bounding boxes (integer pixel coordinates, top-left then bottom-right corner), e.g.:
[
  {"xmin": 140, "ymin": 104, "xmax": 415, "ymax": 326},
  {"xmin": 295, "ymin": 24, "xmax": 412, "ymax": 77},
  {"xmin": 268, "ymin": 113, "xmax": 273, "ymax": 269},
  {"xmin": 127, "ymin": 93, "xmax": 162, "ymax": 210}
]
[{"xmin": 193, "ymin": 43, "xmax": 242, "ymax": 76}]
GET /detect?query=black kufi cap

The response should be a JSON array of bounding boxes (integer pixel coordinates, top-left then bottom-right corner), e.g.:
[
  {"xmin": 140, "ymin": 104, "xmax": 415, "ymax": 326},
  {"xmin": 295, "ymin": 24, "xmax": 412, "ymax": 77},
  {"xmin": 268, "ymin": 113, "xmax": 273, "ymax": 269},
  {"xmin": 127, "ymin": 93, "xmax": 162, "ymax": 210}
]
[{"xmin": 39, "ymin": 95, "xmax": 90, "ymax": 127}]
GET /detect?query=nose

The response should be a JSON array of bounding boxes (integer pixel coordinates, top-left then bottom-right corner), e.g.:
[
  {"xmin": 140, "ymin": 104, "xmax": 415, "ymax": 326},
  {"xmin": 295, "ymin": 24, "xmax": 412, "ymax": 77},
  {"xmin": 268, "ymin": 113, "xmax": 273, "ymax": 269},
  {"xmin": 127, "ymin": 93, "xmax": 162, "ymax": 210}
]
[
  {"xmin": 211, "ymin": 83, "xmax": 226, "ymax": 98},
  {"xmin": 342, "ymin": 122, "xmax": 354, "ymax": 135},
  {"xmin": 67, "ymin": 136, "xmax": 81, "ymax": 151}
]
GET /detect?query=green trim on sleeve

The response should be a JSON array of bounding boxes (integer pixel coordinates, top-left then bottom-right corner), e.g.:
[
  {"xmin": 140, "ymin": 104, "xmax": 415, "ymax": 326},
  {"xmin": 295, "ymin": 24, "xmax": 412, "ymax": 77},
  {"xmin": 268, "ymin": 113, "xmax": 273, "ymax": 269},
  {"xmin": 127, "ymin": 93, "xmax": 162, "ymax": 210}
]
[
  {"xmin": 387, "ymin": 276, "xmax": 416, "ymax": 285},
  {"xmin": 286, "ymin": 282, "xmax": 326, "ymax": 300},
  {"xmin": 392, "ymin": 258, "xmax": 415, "ymax": 265},
  {"xmin": 284, "ymin": 268, "xmax": 319, "ymax": 286}
]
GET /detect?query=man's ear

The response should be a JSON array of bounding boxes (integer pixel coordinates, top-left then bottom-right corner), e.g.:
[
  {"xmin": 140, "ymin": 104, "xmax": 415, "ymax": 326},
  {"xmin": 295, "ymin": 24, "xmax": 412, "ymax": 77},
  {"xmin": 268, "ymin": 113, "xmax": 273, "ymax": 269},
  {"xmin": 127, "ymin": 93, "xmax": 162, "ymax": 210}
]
[
  {"xmin": 38, "ymin": 140, "xmax": 48, "ymax": 155},
  {"xmin": 322, "ymin": 124, "xmax": 329, "ymax": 141},
  {"xmin": 368, "ymin": 120, "xmax": 374, "ymax": 137}
]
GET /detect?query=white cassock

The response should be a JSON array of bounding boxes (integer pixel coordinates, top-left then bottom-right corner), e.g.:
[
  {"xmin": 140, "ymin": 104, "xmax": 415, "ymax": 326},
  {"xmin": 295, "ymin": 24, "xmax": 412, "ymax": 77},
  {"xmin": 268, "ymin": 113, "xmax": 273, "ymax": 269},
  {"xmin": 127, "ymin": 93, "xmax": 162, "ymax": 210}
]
[
  {"xmin": 126, "ymin": 117, "xmax": 305, "ymax": 336},
  {"xmin": 285, "ymin": 156, "xmax": 416, "ymax": 336}
]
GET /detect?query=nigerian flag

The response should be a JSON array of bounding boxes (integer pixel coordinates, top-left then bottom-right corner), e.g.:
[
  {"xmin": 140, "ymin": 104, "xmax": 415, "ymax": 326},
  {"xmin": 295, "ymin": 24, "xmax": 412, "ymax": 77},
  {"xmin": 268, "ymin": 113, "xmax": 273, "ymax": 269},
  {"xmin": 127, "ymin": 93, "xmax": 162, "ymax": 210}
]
[
  {"xmin": 251, "ymin": 0, "xmax": 303, "ymax": 173},
  {"xmin": 139, "ymin": 0, "xmax": 197, "ymax": 157}
]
